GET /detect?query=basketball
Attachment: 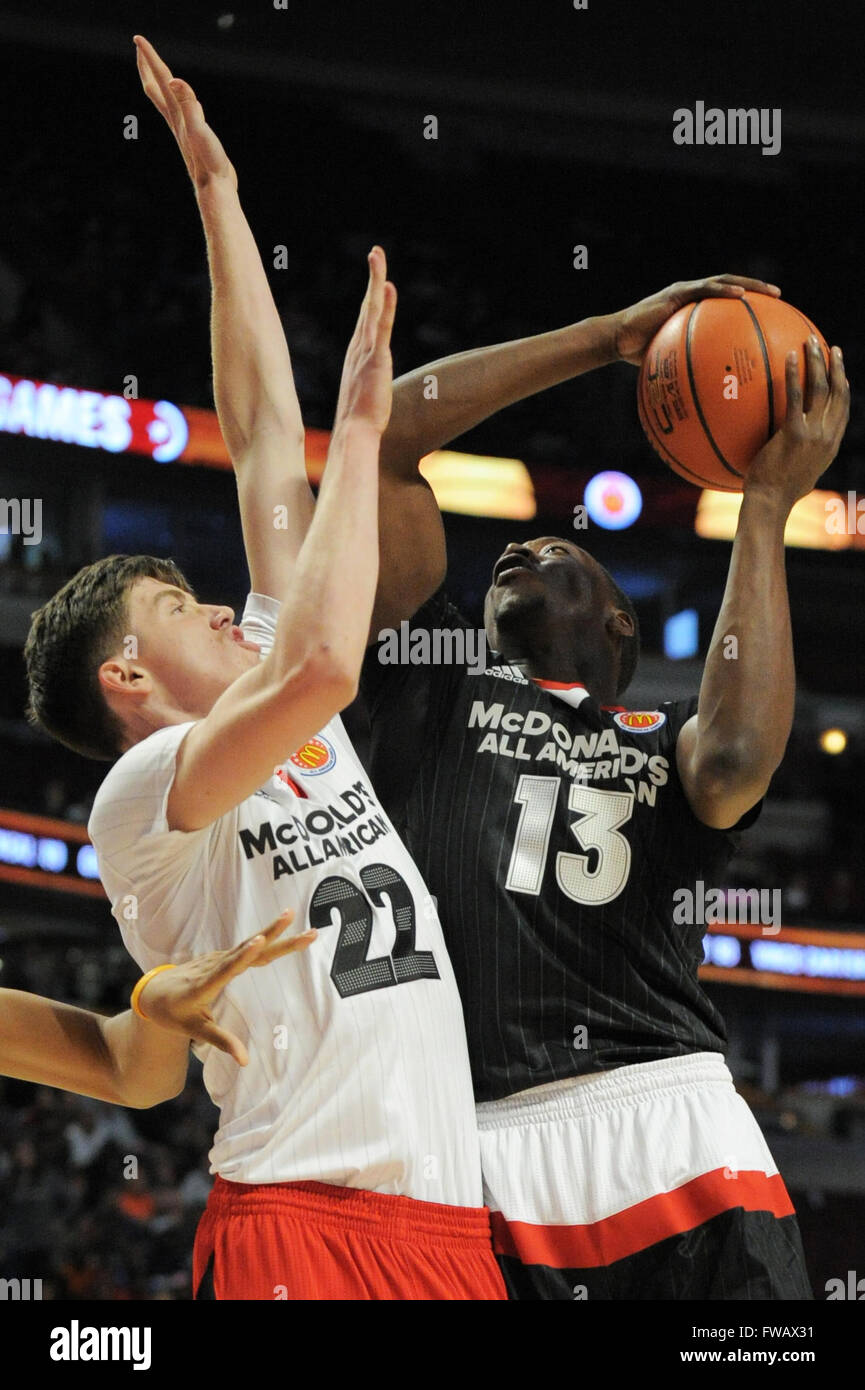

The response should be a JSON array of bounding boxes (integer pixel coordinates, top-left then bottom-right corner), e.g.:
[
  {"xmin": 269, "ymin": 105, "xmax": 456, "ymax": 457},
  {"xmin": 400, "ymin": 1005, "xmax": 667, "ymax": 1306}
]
[{"xmin": 637, "ymin": 293, "xmax": 830, "ymax": 491}]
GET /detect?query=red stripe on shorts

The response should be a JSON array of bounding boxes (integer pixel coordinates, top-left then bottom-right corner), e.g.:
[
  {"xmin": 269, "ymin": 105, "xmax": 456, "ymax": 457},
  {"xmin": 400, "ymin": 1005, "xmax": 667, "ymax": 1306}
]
[{"xmin": 491, "ymin": 1167, "xmax": 795, "ymax": 1269}]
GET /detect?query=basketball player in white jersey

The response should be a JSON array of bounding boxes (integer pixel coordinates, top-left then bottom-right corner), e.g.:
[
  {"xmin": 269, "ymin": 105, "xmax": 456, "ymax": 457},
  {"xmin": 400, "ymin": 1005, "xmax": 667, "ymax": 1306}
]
[{"xmin": 22, "ymin": 39, "xmax": 504, "ymax": 1301}]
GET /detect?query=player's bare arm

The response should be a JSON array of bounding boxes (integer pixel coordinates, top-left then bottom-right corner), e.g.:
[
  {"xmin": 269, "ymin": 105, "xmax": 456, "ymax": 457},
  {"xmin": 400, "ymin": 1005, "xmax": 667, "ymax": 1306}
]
[
  {"xmin": 163, "ymin": 247, "xmax": 396, "ymax": 832},
  {"xmin": 0, "ymin": 912, "xmax": 314, "ymax": 1106},
  {"xmin": 372, "ymin": 274, "xmax": 782, "ymax": 632},
  {"xmin": 677, "ymin": 339, "xmax": 850, "ymax": 829},
  {"xmin": 135, "ymin": 35, "xmax": 313, "ymax": 597}
]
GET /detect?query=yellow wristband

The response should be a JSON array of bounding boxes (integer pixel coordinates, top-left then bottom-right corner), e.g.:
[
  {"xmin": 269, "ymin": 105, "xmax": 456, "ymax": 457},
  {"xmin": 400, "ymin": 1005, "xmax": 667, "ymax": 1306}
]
[{"xmin": 131, "ymin": 964, "xmax": 177, "ymax": 1020}]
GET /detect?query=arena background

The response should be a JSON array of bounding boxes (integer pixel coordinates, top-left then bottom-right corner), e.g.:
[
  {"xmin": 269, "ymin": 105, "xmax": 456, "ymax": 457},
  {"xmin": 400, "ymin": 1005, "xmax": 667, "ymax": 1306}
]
[{"xmin": 0, "ymin": 0, "xmax": 862, "ymax": 1304}]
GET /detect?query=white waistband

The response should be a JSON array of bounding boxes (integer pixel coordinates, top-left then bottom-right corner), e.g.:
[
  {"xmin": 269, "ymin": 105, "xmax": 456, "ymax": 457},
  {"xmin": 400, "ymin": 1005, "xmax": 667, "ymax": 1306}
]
[{"xmin": 475, "ymin": 1053, "xmax": 732, "ymax": 1130}]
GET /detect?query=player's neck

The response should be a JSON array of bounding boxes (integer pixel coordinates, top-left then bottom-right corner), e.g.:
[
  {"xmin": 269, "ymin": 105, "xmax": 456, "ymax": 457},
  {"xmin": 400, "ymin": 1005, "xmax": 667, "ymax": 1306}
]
[
  {"xmin": 508, "ymin": 641, "xmax": 615, "ymax": 703},
  {"xmin": 117, "ymin": 694, "xmax": 209, "ymax": 751}
]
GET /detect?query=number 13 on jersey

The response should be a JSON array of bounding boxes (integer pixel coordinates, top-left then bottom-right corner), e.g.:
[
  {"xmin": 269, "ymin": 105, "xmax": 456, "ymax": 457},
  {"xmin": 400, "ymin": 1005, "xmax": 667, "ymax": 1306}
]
[{"xmin": 505, "ymin": 775, "xmax": 634, "ymax": 905}]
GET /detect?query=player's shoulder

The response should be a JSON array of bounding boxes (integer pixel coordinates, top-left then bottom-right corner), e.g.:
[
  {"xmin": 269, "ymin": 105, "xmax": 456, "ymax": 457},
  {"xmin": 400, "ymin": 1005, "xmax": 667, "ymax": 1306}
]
[
  {"xmin": 88, "ymin": 721, "xmax": 197, "ymax": 839},
  {"xmin": 284, "ymin": 715, "xmax": 354, "ymax": 780},
  {"xmin": 606, "ymin": 695, "xmax": 698, "ymax": 739}
]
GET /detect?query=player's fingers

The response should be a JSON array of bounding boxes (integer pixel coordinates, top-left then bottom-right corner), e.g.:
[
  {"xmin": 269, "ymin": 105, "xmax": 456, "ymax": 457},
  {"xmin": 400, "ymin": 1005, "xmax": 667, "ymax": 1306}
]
[
  {"xmin": 347, "ymin": 252, "xmax": 377, "ymax": 348},
  {"xmin": 164, "ymin": 79, "xmax": 207, "ymax": 143},
  {"xmin": 711, "ymin": 273, "xmax": 782, "ymax": 295},
  {"xmin": 256, "ymin": 908, "xmax": 296, "ymax": 942},
  {"xmin": 194, "ymin": 931, "xmax": 274, "ymax": 992},
  {"xmin": 691, "ymin": 281, "xmax": 745, "ymax": 299},
  {"xmin": 134, "ymin": 36, "xmax": 176, "ymax": 106},
  {"xmin": 366, "ymin": 247, "xmax": 386, "ymax": 308},
  {"xmin": 803, "ymin": 335, "xmax": 829, "ymax": 416},
  {"xmin": 826, "ymin": 347, "xmax": 851, "ymax": 437},
  {"xmin": 140, "ymin": 50, "xmax": 196, "ymax": 147},
  {"xmin": 133, "ymin": 35, "xmax": 175, "ymax": 90},
  {"xmin": 201, "ymin": 915, "xmax": 313, "ymax": 989},
  {"xmin": 665, "ymin": 279, "xmax": 744, "ymax": 310},
  {"xmin": 375, "ymin": 282, "xmax": 398, "ymax": 355},
  {"xmin": 180, "ymin": 932, "xmax": 270, "ymax": 996},
  {"xmin": 168, "ymin": 77, "xmax": 201, "ymax": 120},
  {"xmin": 370, "ymin": 244, "xmax": 386, "ymax": 279},
  {"xmin": 193, "ymin": 1018, "xmax": 249, "ymax": 1067},
  {"xmin": 362, "ymin": 247, "xmax": 386, "ymax": 348},
  {"xmin": 134, "ymin": 40, "xmax": 186, "ymax": 138},
  {"xmin": 253, "ymin": 929, "xmax": 317, "ymax": 966},
  {"xmin": 134, "ymin": 44, "xmax": 170, "ymax": 117},
  {"xmin": 784, "ymin": 351, "xmax": 803, "ymax": 423},
  {"xmin": 826, "ymin": 345, "xmax": 848, "ymax": 402}
]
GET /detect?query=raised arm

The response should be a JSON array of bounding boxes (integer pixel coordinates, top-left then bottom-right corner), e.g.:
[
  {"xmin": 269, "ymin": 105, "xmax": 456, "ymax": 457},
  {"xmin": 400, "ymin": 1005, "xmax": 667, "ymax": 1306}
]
[
  {"xmin": 166, "ymin": 247, "xmax": 396, "ymax": 831},
  {"xmin": 677, "ymin": 339, "xmax": 849, "ymax": 828},
  {"xmin": 135, "ymin": 35, "xmax": 313, "ymax": 597},
  {"xmin": 373, "ymin": 274, "xmax": 782, "ymax": 631},
  {"xmin": 0, "ymin": 914, "xmax": 313, "ymax": 1107}
]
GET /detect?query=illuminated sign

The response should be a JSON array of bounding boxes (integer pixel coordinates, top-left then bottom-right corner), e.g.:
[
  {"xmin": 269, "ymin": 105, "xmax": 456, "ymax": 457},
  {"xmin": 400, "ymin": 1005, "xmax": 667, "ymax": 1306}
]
[
  {"xmin": 664, "ymin": 608, "xmax": 699, "ymax": 660},
  {"xmin": 696, "ymin": 487, "xmax": 865, "ymax": 551},
  {"xmin": 0, "ymin": 374, "xmax": 189, "ymax": 463},
  {"xmin": 699, "ymin": 923, "xmax": 865, "ymax": 997},
  {"xmin": 0, "ymin": 809, "xmax": 104, "ymax": 899},
  {"xmin": 0, "ymin": 371, "xmax": 536, "ymax": 520},
  {"xmin": 418, "ymin": 451, "xmax": 535, "ymax": 520},
  {"xmin": 584, "ymin": 470, "xmax": 643, "ymax": 530}
]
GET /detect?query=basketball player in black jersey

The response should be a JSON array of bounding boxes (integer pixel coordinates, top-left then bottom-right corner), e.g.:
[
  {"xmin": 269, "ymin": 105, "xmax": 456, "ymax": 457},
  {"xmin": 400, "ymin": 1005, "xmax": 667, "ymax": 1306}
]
[{"xmin": 361, "ymin": 294, "xmax": 849, "ymax": 1298}]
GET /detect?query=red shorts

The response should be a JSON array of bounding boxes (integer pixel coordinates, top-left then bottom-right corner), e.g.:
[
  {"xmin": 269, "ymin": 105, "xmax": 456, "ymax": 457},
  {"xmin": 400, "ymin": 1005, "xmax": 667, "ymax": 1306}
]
[{"xmin": 193, "ymin": 1176, "xmax": 507, "ymax": 1301}]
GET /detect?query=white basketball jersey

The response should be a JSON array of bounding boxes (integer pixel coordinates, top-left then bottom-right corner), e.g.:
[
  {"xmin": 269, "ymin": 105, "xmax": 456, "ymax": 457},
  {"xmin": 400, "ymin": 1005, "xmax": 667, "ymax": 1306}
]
[{"xmin": 89, "ymin": 593, "xmax": 482, "ymax": 1205}]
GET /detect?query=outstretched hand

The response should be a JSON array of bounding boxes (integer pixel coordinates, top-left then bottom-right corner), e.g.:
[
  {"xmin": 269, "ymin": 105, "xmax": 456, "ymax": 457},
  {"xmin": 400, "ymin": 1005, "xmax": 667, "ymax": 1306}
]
[
  {"xmin": 138, "ymin": 911, "xmax": 315, "ymax": 1065},
  {"xmin": 333, "ymin": 245, "xmax": 397, "ymax": 437},
  {"xmin": 612, "ymin": 274, "xmax": 782, "ymax": 366},
  {"xmin": 134, "ymin": 34, "xmax": 237, "ymax": 192},
  {"xmin": 744, "ymin": 338, "xmax": 849, "ymax": 512}
]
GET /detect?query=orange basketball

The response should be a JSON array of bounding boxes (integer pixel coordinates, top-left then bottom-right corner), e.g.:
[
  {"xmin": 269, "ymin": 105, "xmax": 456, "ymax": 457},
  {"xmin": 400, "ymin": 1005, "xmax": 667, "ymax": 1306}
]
[{"xmin": 637, "ymin": 293, "xmax": 830, "ymax": 491}]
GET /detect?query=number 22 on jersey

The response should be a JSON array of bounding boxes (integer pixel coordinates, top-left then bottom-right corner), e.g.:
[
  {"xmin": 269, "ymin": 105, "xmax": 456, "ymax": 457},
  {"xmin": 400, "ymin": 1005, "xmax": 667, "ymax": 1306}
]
[{"xmin": 309, "ymin": 863, "xmax": 441, "ymax": 998}]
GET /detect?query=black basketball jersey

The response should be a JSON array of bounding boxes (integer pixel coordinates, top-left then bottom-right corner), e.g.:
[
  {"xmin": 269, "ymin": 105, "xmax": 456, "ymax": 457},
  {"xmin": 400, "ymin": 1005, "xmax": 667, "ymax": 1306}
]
[{"xmin": 361, "ymin": 588, "xmax": 759, "ymax": 1103}]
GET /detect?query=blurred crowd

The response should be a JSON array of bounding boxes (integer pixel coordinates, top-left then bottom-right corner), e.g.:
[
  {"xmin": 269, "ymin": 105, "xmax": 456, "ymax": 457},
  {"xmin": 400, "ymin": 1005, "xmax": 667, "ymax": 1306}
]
[
  {"xmin": 0, "ymin": 1081, "xmax": 213, "ymax": 1299},
  {"xmin": 0, "ymin": 938, "xmax": 214, "ymax": 1300}
]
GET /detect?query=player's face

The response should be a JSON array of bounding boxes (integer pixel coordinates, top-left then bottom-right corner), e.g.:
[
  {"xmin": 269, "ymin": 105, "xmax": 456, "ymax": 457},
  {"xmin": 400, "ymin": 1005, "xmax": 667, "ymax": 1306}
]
[
  {"xmin": 123, "ymin": 577, "xmax": 261, "ymax": 715},
  {"xmin": 484, "ymin": 537, "xmax": 610, "ymax": 654}
]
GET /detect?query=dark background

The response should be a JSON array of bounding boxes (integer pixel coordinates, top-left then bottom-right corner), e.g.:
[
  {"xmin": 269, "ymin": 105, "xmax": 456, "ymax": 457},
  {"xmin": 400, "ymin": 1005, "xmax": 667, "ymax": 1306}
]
[{"xmin": 0, "ymin": 0, "xmax": 862, "ymax": 1300}]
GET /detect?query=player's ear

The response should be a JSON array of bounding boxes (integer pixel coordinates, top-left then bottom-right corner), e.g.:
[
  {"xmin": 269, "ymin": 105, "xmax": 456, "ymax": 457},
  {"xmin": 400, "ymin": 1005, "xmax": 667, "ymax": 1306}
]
[
  {"xmin": 607, "ymin": 608, "xmax": 635, "ymax": 639},
  {"xmin": 98, "ymin": 658, "xmax": 153, "ymax": 701}
]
